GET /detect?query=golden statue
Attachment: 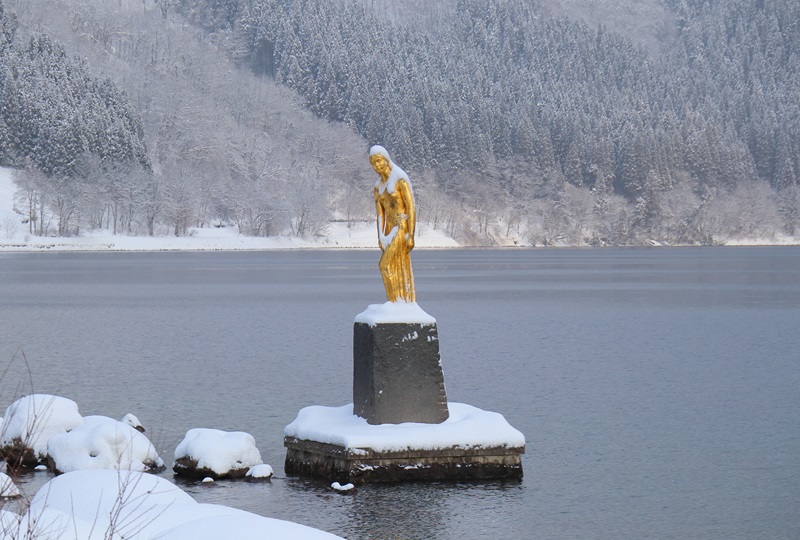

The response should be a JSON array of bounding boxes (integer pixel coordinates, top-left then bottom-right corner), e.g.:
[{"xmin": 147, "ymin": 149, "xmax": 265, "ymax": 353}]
[{"xmin": 370, "ymin": 145, "xmax": 416, "ymax": 303}]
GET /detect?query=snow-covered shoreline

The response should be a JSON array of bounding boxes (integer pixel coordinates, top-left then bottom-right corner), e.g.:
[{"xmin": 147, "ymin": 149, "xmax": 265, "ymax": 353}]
[
  {"xmin": 2, "ymin": 227, "xmax": 797, "ymax": 253},
  {"xmin": 2, "ymin": 167, "xmax": 798, "ymax": 251},
  {"xmin": 0, "ymin": 222, "xmax": 461, "ymax": 253}
]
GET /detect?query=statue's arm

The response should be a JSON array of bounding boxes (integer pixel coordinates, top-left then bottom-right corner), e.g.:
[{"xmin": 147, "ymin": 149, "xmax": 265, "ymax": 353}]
[
  {"xmin": 374, "ymin": 186, "xmax": 385, "ymax": 251},
  {"xmin": 398, "ymin": 180, "xmax": 415, "ymax": 250}
]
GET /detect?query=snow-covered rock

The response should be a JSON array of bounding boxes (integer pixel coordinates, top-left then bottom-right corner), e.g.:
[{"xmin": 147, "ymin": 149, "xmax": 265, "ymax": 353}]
[
  {"xmin": 0, "ymin": 472, "xmax": 20, "ymax": 498},
  {"xmin": 119, "ymin": 413, "xmax": 145, "ymax": 432},
  {"xmin": 173, "ymin": 428, "xmax": 262, "ymax": 480},
  {"xmin": 47, "ymin": 415, "xmax": 164, "ymax": 474},
  {"xmin": 0, "ymin": 395, "xmax": 83, "ymax": 469},
  {"xmin": 245, "ymin": 463, "xmax": 273, "ymax": 481},
  {"xmin": 330, "ymin": 482, "xmax": 355, "ymax": 494},
  {"xmin": 2, "ymin": 469, "xmax": 344, "ymax": 539}
]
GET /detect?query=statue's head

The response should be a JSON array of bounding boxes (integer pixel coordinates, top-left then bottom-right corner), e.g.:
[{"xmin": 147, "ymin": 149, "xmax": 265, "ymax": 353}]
[{"xmin": 369, "ymin": 145, "xmax": 391, "ymax": 177}]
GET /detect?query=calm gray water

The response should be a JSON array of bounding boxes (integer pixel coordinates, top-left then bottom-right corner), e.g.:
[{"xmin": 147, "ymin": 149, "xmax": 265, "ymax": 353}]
[{"xmin": 0, "ymin": 247, "xmax": 798, "ymax": 540}]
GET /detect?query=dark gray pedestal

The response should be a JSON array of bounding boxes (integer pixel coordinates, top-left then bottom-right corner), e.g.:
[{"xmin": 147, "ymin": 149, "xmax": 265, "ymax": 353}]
[{"xmin": 353, "ymin": 322, "xmax": 449, "ymax": 425}]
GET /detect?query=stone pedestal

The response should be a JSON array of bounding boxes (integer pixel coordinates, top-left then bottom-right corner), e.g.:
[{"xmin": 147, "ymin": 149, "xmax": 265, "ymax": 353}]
[
  {"xmin": 353, "ymin": 322, "xmax": 449, "ymax": 425},
  {"xmin": 284, "ymin": 303, "xmax": 525, "ymax": 484}
]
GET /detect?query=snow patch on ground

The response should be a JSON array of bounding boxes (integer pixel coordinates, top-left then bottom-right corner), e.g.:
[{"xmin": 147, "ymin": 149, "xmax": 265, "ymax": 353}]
[
  {"xmin": 720, "ymin": 234, "xmax": 800, "ymax": 246},
  {"xmin": 284, "ymin": 402, "xmax": 525, "ymax": 452}
]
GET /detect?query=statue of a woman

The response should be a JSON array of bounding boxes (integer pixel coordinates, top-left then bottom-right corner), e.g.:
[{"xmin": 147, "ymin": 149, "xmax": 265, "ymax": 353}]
[{"xmin": 369, "ymin": 145, "xmax": 416, "ymax": 303}]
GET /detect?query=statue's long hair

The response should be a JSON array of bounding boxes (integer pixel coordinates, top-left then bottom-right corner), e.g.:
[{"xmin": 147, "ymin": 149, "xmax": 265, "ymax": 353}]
[{"xmin": 370, "ymin": 145, "xmax": 412, "ymax": 196}]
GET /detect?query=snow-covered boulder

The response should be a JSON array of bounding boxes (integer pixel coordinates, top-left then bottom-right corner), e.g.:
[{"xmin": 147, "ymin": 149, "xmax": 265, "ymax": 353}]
[
  {"xmin": 173, "ymin": 428, "xmax": 263, "ymax": 480},
  {"xmin": 245, "ymin": 463, "xmax": 273, "ymax": 482},
  {"xmin": 331, "ymin": 482, "xmax": 355, "ymax": 495},
  {"xmin": 47, "ymin": 415, "xmax": 164, "ymax": 474},
  {"xmin": 4, "ymin": 469, "xmax": 344, "ymax": 539},
  {"xmin": 0, "ymin": 395, "xmax": 83, "ymax": 469},
  {"xmin": 0, "ymin": 472, "xmax": 20, "ymax": 498},
  {"xmin": 119, "ymin": 413, "xmax": 145, "ymax": 432}
]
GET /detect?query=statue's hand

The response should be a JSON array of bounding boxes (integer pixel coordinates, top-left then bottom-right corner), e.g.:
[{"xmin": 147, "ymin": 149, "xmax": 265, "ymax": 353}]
[{"xmin": 407, "ymin": 235, "xmax": 415, "ymax": 250}]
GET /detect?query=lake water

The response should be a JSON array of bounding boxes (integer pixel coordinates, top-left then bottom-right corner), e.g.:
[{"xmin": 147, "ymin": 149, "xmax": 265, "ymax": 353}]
[{"xmin": 0, "ymin": 247, "xmax": 798, "ymax": 540}]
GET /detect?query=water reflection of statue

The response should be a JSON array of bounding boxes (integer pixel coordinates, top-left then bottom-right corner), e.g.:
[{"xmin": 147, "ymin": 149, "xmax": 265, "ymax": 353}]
[{"xmin": 370, "ymin": 145, "xmax": 416, "ymax": 303}]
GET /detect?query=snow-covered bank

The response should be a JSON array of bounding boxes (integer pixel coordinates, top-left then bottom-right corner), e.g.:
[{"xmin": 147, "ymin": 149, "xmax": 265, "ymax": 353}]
[
  {"xmin": 0, "ymin": 469, "xmax": 343, "ymax": 539},
  {"xmin": 3, "ymin": 167, "xmax": 799, "ymax": 250},
  {"xmin": 0, "ymin": 393, "xmax": 336, "ymax": 538},
  {"xmin": 0, "ymin": 221, "xmax": 461, "ymax": 252}
]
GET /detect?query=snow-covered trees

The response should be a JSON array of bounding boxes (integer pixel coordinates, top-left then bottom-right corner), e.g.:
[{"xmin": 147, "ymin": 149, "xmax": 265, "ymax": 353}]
[
  {"xmin": 0, "ymin": 2, "xmax": 153, "ymax": 236},
  {"xmin": 1, "ymin": 33, "xmax": 149, "ymax": 176}
]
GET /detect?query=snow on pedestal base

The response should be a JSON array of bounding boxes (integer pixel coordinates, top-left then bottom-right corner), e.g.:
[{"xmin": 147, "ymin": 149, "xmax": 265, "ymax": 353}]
[{"xmin": 284, "ymin": 403, "xmax": 525, "ymax": 483}]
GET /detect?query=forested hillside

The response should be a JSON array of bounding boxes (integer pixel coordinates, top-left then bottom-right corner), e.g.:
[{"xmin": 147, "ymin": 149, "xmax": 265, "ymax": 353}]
[
  {"xmin": 0, "ymin": 0, "xmax": 371, "ymax": 239},
  {"xmin": 215, "ymin": 0, "xmax": 800, "ymax": 243},
  {"xmin": 1, "ymin": 0, "xmax": 798, "ymax": 245},
  {"xmin": 0, "ymin": 3, "xmax": 150, "ymax": 235}
]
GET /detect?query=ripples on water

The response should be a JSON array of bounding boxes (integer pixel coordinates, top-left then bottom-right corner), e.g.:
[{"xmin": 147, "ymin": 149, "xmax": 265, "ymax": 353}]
[{"xmin": 0, "ymin": 247, "xmax": 798, "ymax": 540}]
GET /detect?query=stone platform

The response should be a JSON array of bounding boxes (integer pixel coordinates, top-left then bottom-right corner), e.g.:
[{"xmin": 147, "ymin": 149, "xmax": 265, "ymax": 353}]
[{"xmin": 283, "ymin": 403, "xmax": 525, "ymax": 484}]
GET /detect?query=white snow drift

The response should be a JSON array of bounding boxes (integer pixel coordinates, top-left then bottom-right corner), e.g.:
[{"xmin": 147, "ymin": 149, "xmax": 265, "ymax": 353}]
[{"xmin": 0, "ymin": 469, "xmax": 343, "ymax": 539}]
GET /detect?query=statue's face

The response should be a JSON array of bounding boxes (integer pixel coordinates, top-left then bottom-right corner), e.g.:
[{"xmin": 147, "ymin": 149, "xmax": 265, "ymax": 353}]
[{"xmin": 370, "ymin": 154, "xmax": 391, "ymax": 177}]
